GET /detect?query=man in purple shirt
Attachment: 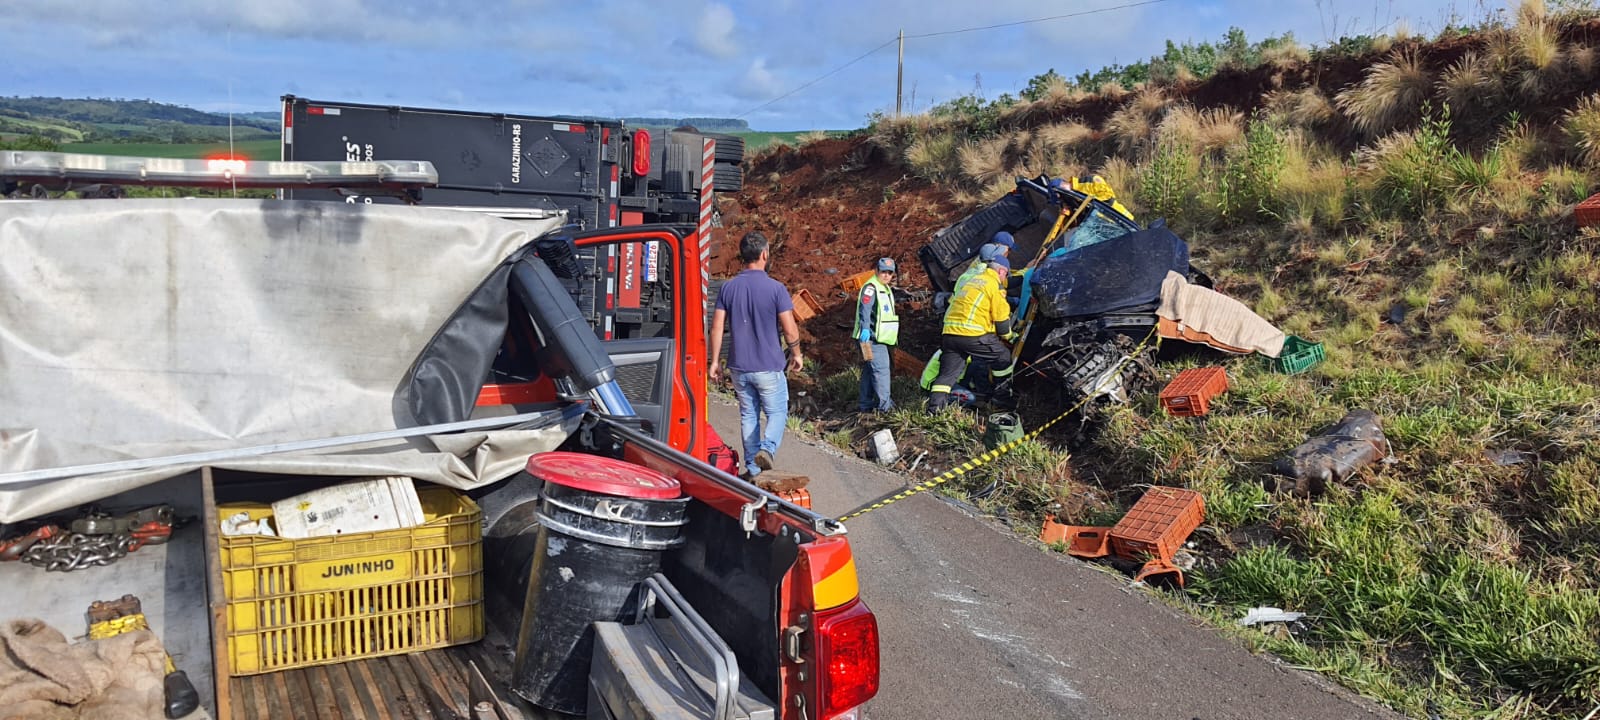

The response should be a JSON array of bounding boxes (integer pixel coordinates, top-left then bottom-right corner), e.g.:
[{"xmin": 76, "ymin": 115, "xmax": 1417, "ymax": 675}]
[{"xmin": 708, "ymin": 231, "xmax": 803, "ymax": 477}]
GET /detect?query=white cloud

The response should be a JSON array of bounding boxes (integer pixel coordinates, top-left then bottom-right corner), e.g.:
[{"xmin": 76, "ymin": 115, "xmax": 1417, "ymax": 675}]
[
  {"xmin": 737, "ymin": 58, "xmax": 783, "ymax": 101},
  {"xmin": 694, "ymin": 3, "xmax": 740, "ymax": 59}
]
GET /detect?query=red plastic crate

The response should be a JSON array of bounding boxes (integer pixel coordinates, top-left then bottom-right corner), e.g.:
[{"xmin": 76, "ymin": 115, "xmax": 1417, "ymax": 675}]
[
  {"xmin": 1576, "ymin": 192, "xmax": 1600, "ymax": 228},
  {"xmin": 1109, "ymin": 487, "xmax": 1204, "ymax": 562},
  {"xmin": 1158, "ymin": 366, "xmax": 1229, "ymax": 417}
]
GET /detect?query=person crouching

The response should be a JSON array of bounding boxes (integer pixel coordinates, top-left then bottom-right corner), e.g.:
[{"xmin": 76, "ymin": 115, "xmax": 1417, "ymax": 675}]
[{"xmin": 927, "ymin": 255, "xmax": 1016, "ymax": 412}]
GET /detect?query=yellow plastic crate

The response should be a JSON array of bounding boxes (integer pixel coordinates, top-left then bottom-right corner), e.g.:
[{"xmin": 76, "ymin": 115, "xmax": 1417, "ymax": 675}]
[{"xmin": 218, "ymin": 485, "xmax": 484, "ymax": 675}]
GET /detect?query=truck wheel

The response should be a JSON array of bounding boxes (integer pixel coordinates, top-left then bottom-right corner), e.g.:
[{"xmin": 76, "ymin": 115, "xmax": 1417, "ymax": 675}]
[
  {"xmin": 711, "ymin": 163, "xmax": 743, "ymax": 193},
  {"xmin": 702, "ymin": 133, "xmax": 745, "ymax": 164}
]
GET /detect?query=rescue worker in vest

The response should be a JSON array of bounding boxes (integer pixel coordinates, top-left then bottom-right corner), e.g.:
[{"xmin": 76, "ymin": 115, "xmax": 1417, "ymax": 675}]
[
  {"xmin": 854, "ymin": 257, "xmax": 900, "ymax": 413},
  {"xmin": 1051, "ymin": 175, "xmax": 1136, "ymax": 221},
  {"xmin": 955, "ymin": 232, "xmax": 1014, "ymax": 290},
  {"xmin": 927, "ymin": 255, "xmax": 1016, "ymax": 412}
]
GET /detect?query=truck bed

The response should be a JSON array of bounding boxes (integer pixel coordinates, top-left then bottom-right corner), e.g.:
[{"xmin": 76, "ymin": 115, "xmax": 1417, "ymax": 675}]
[{"xmin": 227, "ymin": 596, "xmax": 533, "ymax": 720}]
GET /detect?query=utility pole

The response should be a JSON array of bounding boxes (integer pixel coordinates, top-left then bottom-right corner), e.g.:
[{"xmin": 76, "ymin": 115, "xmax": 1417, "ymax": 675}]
[{"xmin": 896, "ymin": 29, "xmax": 904, "ymax": 116}]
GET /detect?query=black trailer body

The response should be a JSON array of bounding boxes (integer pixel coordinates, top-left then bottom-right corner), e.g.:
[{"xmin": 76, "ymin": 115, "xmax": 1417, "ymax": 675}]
[
  {"xmin": 281, "ymin": 95, "xmax": 624, "ymax": 228},
  {"xmin": 279, "ymin": 96, "xmax": 741, "ymax": 229}
]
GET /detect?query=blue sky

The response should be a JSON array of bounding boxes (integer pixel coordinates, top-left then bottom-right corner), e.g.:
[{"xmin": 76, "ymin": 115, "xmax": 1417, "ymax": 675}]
[{"xmin": 2, "ymin": 0, "xmax": 1510, "ymax": 130}]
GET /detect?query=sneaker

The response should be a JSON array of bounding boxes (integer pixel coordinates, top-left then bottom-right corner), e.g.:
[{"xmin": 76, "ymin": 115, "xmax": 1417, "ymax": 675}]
[{"xmin": 753, "ymin": 449, "xmax": 775, "ymax": 471}]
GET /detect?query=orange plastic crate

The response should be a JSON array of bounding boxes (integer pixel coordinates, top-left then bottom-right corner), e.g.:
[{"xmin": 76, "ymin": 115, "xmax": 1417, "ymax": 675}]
[
  {"xmin": 775, "ymin": 487, "xmax": 811, "ymax": 509},
  {"xmin": 890, "ymin": 349, "xmax": 924, "ymax": 377},
  {"xmin": 1109, "ymin": 487, "xmax": 1204, "ymax": 562},
  {"xmin": 1577, "ymin": 192, "xmax": 1600, "ymax": 227},
  {"xmin": 791, "ymin": 288, "xmax": 824, "ymax": 322},
  {"xmin": 1158, "ymin": 367, "xmax": 1229, "ymax": 417},
  {"xmin": 838, "ymin": 269, "xmax": 876, "ymax": 295}
]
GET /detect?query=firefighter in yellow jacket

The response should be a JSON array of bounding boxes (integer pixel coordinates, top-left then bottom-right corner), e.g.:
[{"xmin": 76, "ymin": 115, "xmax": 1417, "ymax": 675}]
[{"xmin": 927, "ymin": 255, "xmax": 1016, "ymax": 412}]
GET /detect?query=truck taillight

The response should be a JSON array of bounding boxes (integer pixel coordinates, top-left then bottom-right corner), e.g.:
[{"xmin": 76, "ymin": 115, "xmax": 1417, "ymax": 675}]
[
  {"xmin": 816, "ymin": 599, "xmax": 879, "ymax": 718},
  {"xmin": 632, "ymin": 129, "xmax": 652, "ymax": 177}
]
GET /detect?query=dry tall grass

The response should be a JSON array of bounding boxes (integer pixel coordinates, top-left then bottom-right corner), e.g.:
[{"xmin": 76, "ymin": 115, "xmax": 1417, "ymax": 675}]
[
  {"xmin": 1105, "ymin": 89, "xmax": 1172, "ymax": 155},
  {"xmin": 1262, "ymin": 38, "xmax": 1311, "ymax": 65},
  {"xmin": 1563, "ymin": 92, "xmax": 1600, "ymax": 164},
  {"xmin": 1337, "ymin": 50, "xmax": 1432, "ymax": 135},
  {"xmin": 1265, "ymin": 88, "xmax": 1337, "ymax": 129},
  {"xmin": 1438, "ymin": 54, "xmax": 1498, "ymax": 110},
  {"xmin": 957, "ymin": 135, "xmax": 1010, "ymax": 187},
  {"xmin": 904, "ymin": 132, "xmax": 960, "ymax": 182},
  {"xmin": 1158, "ymin": 106, "xmax": 1244, "ymax": 156}
]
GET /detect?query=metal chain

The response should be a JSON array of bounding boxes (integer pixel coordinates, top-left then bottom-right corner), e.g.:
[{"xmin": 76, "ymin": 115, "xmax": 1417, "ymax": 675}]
[{"xmin": 20, "ymin": 531, "xmax": 133, "ymax": 572}]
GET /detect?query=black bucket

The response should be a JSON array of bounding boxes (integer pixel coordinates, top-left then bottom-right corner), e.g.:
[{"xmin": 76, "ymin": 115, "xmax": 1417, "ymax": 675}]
[{"xmin": 510, "ymin": 452, "xmax": 689, "ymax": 713}]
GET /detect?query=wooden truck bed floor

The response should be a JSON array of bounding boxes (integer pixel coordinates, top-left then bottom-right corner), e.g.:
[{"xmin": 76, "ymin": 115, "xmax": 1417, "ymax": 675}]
[{"xmin": 227, "ymin": 603, "xmax": 535, "ymax": 720}]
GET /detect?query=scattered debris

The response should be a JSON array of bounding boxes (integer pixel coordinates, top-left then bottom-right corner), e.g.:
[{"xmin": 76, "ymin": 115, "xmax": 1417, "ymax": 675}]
[
  {"xmin": 871, "ymin": 428, "xmax": 900, "ymax": 465},
  {"xmin": 753, "ymin": 472, "xmax": 810, "ymax": 494},
  {"xmin": 1158, "ymin": 367, "xmax": 1229, "ymax": 417},
  {"xmin": 1270, "ymin": 410, "xmax": 1388, "ymax": 497},
  {"xmin": 1040, "ymin": 486, "xmax": 1205, "ymax": 588},
  {"xmin": 1237, "ymin": 607, "xmax": 1306, "ymax": 626},
  {"xmin": 1267, "ymin": 335, "xmax": 1325, "ymax": 375},
  {"xmin": 983, "ymin": 412, "xmax": 1024, "ymax": 449},
  {"xmin": 1385, "ymin": 302, "xmax": 1407, "ymax": 325},
  {"xmin": 1487, "ymin": 448, "xmax": 1532, "ymax": 467},
  {"xmin": 219, "ymin": 511, "xmax": 276, "ymax": 538},
  {"xmin": 790, "ymin": 288, "xmax": 824, "ymax": 322}
]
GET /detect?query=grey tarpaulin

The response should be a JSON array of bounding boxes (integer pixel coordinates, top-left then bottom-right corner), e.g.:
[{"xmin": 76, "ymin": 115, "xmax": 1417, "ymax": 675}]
[{"xmin": 0, "ymin": 199, "xmax": 576, "ymax": 522}]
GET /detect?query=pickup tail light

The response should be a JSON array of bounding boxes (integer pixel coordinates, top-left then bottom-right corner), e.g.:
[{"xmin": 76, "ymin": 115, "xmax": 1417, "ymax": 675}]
[
  {"xmin": 817, "ymin": 599, "xmax": 879, "ymax": 718},
  {"xmin": 632, "ymin": 129, "xmax": 652, "ymax": 177}
]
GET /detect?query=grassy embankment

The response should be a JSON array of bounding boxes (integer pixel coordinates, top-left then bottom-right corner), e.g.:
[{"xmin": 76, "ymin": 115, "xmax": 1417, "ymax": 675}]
[{"xmin": 787, "ymin": 4, "xmax": 1600, "ymax": 717}]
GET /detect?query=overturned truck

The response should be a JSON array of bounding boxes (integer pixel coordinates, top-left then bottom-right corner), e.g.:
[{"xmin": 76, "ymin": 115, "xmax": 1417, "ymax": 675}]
[{"xmin": 920, "ymin": 176, "xmax": 1289, "ymax": 408}]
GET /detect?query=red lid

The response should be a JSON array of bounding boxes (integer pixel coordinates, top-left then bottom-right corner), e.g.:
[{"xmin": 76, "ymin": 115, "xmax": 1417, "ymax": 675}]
[{"xmin": 526, "ymin": 452, "xmax": 681, "ymax": 500}]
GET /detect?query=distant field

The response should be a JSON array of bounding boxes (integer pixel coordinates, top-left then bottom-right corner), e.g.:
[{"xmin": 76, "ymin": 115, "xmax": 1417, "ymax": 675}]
[
  {"xmin": 0, "ymin": 116, "xmax": 85, "ymax": 141},
  {"xmin": 62, "ymin": 139, "xmax": 281, "ymax": 159},
  {"xmin": 736, "ymin": 130, "xmax": 848, "ymax": 150}
]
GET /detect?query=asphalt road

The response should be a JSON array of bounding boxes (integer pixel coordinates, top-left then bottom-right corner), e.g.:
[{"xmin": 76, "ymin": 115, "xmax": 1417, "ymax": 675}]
[{"xmin": 709, "ymin": 399, "xmax": 1402, "ymax": 720}]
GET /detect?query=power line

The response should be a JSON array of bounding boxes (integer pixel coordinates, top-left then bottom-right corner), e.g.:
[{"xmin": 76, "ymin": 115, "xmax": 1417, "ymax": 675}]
[
  {"xmin": 905, "ymin": 0, "xmax": 1174, "ymax": 39},
  {"xmin": 737, "ymin": 38, "xmax": 898, "ymax": 118},
  {"xmin": 736, "ymin": 0, "xmax": 1174, "ymax": 118}
]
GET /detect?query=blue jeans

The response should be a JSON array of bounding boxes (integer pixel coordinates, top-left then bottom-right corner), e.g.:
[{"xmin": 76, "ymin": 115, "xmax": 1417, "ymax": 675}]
[
  {"xmin": 733, "ymin": 370, "xmax": 788, "ymax": 476},
  {"xmin": 857, "ymin": 343, "xmax": 894, "ymax": 412}
]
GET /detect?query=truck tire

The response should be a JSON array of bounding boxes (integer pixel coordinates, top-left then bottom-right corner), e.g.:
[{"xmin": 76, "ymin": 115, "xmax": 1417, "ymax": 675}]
[
  {"xmin": 703, "ymin": 133, "xmax": 745, "ymax": 164},
  {"xmin": 712, "ymin": 163, "xmax": 743, "ymax": 193}
]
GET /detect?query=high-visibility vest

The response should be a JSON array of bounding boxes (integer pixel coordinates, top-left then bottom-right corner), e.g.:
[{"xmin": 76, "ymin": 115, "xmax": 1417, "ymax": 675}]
[
  {"xmin": 955, "ymin": 257, "xmax": 1008, "ymax": 291},
  {"xmin": 853, "ymin": 275, "xmax": 900, "ymax": 345},
  {"xmin": 942, "ymin": 269, "xmax": 1010, "ymax": 337}
]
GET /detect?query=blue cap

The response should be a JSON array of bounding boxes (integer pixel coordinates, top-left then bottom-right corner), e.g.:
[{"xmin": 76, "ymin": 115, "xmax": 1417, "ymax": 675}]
[
  {"xmin": 1048, "ymin": 177, "xmax": 1067, "ymax": 189},
  {"xmin": 989, "ymin": 256, "xmax": 1011, "ymax": 273},
  {"xmin": 876, "ymin": 257, "xmax": 897, "ymax": 272},
  {"xmin": 977, "ymin": 243, "xmax": 1001, "ymax": 262},
  {"xmin": 992, "ymin": 231, "xmax": 1015, "ymax": 249}
]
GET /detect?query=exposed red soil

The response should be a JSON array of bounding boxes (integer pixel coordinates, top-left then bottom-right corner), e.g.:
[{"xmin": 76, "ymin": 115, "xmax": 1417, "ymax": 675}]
[{"xmin": 716, "ymin": 138, "xmax": 960, "ymax": 370}]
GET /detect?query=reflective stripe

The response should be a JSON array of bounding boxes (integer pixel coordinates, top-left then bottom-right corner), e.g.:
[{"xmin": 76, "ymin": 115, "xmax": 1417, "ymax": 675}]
[
  {"xmin": 991, "ymin": 364, "xmax": 1014, "ymax": 378},
  {"xmin": 853, "ymin": 276, "xmax": 900, "ymax": 345},
  {"xmin": 930, "ymin": 384, "xmax": 952, "ymax": 393},
  {"xmin": 943, "ymin": 270, "xmax": 1007, "ymax": 337}
]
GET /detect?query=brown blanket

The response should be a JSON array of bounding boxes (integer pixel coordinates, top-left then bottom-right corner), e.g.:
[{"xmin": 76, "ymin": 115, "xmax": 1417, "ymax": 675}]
[
  {"xmin": 0, "ymin": 618, "xmax": 167, "ymax": 720},
  {"xmin": 1157, "ymin": 271, "xmax": 1288, "ymax": 357}
]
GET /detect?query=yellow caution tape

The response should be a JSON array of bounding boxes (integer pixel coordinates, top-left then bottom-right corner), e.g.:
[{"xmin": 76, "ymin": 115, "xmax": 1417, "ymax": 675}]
[{"xmin": 839, "ymin": 328, "xmax": 1155, "ymax": 522}]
